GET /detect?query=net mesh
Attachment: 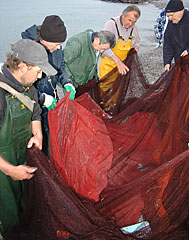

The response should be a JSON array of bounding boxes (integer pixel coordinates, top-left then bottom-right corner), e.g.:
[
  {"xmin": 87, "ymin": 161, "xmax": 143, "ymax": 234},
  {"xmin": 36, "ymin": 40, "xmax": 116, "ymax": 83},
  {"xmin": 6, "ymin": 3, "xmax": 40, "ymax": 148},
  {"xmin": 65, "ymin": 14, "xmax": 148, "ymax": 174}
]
[{"xmin": 5, "ymin": 50, "xmax": 189, "ymax": 240}]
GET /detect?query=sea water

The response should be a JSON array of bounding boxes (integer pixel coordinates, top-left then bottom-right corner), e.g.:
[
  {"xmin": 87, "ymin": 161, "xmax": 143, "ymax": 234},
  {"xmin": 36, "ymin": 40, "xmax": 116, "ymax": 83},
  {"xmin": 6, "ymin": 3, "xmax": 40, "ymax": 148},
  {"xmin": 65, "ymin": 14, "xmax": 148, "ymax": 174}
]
[{"xmin": 0, "ymin": 0, "xmax": 161, "ymax": 61}]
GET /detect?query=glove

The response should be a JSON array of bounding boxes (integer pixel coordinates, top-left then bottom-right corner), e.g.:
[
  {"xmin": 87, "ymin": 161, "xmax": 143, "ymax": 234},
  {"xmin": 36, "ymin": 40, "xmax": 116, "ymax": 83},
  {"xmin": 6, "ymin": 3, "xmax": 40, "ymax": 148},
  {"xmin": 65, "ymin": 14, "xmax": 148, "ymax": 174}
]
[
  {"xmin": 42, "ymin": 93, "xmax": 57, "ymax": 111},
  {"xmin": 64, "ymin": 83, "xmax": 76, "ymax": 100}
]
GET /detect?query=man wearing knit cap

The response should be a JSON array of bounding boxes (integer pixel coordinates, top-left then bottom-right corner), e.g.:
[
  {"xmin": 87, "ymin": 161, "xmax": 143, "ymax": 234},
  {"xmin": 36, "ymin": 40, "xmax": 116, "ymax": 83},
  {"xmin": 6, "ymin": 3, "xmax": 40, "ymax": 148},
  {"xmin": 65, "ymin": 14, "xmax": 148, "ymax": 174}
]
[
  {"xmin": 163, "ymin": 0, "xmax": 189, "ymax": 71},
  {"xmin": 22, "ymin": 15, "xmax": 75, "ymax": 155}
]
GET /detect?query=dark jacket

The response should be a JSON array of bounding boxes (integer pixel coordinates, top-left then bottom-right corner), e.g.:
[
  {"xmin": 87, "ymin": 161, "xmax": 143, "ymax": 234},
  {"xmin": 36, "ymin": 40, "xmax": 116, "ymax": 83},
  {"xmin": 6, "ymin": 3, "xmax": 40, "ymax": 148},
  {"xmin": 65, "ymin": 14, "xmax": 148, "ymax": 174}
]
[
  {"xmin": 21, "ymin": 25, "xmax": 73, "ymax": 99},
  {"xmin": 163, "ymin": 10, "xmax": 189, "ymax": 66}
]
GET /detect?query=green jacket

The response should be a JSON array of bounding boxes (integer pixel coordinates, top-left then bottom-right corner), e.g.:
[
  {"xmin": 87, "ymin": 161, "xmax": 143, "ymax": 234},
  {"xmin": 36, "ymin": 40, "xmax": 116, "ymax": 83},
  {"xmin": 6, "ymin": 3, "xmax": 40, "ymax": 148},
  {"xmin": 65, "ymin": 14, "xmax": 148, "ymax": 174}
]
[{"xmin": 63, "ymin": 30, "xmax": 98, "ymax": 85}]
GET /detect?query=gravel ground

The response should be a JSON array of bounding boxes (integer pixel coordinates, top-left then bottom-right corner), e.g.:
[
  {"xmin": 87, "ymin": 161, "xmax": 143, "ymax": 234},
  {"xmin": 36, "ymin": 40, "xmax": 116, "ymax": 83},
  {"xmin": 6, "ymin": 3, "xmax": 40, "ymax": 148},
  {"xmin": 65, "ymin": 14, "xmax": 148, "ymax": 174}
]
[
  {"xmin": 138, "ymin": 45, "xmax": 164, "ymax": 84},
  {"xmin": 151, "ymin": 0, "xmax": 169, "ymax": 9}
]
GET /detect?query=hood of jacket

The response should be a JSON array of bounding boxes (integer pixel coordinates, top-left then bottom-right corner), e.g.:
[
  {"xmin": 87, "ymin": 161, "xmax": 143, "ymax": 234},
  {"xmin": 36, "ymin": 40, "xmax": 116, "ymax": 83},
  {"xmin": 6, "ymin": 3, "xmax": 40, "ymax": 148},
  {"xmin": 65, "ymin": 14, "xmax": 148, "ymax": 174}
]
[{"xmin": 21, "ymin": 24, "xmax": 39, "ymax": 41}]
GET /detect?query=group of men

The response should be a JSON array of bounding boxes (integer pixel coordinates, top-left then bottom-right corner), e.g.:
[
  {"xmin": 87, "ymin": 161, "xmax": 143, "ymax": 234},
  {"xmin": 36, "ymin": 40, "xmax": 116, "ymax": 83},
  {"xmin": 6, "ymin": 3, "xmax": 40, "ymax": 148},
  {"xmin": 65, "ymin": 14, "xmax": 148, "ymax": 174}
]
[{"xmin": 0, "ymin": 0, "xmax": 188, "ymax": 236}]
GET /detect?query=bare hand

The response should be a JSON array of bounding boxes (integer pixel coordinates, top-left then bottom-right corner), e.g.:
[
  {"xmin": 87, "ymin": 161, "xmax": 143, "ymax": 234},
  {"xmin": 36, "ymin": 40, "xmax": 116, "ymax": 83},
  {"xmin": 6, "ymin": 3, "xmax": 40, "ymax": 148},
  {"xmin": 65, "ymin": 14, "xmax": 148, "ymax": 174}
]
[
  {"xmin": 180, "ymin": 50, "xmax": 188, "ymax": 57},
  {"xmin": 9, "ymin": 165, "xmax": 37, "ymax": 180},
  {"xmin": 109, "ymin": 54, "xmax": 129, "ymax": 75},
  {"xmin": 27, "ymin": 136, "xmax": 42, "ymax": 150},
  {"xmin": 134, "ymin": 46, "xmax": 139, "ymax": 53},
  {"xmin": 116, "ymin": 61, "xmax": 129, "ymax": 75},
  {"xmin": 165, "ymin": 64, "xmax": 170, "ymax": 72}
]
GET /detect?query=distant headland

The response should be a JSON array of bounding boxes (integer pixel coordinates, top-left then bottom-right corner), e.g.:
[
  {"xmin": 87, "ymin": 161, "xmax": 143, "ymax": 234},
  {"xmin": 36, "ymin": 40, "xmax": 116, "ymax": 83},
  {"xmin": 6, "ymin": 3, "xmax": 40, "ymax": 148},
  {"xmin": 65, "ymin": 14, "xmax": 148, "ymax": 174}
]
[{"xmin": 100, "ymin": 0, "xmax": 152, "ymax": 3}]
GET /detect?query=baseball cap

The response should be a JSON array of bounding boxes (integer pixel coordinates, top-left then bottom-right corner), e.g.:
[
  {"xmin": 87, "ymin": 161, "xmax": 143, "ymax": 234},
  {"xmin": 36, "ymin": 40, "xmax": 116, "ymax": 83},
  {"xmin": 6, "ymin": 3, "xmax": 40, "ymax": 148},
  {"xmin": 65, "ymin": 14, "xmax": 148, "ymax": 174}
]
[{"xmin": 11, "ymin": 39, "xmax": 57, "ymax": 76}]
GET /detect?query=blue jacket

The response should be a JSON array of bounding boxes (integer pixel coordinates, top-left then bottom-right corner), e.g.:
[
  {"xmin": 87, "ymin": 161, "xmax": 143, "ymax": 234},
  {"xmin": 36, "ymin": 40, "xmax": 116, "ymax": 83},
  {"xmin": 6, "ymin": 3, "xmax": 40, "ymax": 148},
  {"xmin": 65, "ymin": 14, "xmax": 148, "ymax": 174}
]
[
  {"xmin": 21, "ymin": 25, "xmax": 73, "ymax": 100},
  {"xmin": 163, "ymin": 10, "xmax": 189, "ymax": 66},
  {"xmin": 154, "ymin": 9, "xmax": 168, "ymax": 47}
]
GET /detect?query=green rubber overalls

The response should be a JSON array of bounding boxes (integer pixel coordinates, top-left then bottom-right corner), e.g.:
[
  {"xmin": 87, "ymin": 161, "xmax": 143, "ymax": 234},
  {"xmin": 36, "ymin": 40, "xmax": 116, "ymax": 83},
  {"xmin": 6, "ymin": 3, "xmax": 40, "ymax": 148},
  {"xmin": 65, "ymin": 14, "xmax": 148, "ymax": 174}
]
[{"xmin": 0, "ymin": 88, "xmax": 32, "ymax": 233}]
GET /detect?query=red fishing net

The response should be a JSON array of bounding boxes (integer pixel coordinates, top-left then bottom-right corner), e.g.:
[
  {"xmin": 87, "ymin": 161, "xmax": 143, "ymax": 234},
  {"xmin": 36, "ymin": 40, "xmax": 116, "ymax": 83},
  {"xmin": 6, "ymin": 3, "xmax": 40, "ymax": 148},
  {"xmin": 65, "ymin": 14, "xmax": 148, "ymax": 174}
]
[{"xmin": 5, "ymin": 50, "xmax": 189, "ymax": 240}]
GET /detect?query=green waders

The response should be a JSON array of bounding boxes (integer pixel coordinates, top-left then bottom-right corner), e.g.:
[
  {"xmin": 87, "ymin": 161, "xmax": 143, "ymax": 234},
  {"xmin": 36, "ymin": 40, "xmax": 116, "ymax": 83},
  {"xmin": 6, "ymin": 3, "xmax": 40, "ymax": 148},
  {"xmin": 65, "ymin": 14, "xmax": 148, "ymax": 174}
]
[{"xmin": 0, "ymin": 93, "xmax": 32, "ymax": 234}]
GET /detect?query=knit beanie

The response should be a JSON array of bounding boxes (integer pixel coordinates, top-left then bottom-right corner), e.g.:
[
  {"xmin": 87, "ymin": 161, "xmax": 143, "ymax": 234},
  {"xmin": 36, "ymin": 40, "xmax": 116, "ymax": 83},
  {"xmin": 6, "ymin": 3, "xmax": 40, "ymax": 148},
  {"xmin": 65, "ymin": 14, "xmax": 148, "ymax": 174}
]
[
  {"xmin": 165, "ymin": 0, "xmax": 184, "ymax": 13},
  {"xmin": 40, "ymin": 15, "xmax": 67, "ymax": 42}
]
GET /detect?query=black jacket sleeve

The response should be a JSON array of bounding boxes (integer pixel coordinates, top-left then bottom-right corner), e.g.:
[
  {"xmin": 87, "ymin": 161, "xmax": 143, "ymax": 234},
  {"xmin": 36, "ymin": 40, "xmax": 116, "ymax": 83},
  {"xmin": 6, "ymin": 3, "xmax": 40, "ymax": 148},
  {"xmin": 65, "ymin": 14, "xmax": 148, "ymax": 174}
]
[
  {"xmin": 163, "ymin": 25, "xmax": 176, "ymax": 66},
  {"xmin": 29, "ymin": 86, "xmax": 42, "ymax": 122}
]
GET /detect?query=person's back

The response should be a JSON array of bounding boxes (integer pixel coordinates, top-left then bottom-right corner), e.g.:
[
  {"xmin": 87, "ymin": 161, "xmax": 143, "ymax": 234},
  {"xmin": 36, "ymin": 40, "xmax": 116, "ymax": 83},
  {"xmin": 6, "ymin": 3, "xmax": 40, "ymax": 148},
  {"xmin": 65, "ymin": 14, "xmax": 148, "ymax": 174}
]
[
  {"xmin": 63, "ymin": 30, "xmax": 115, "ymax": 87},
  {"xmin": 63, "ymin": 30, "xmax": 98, "ymax": 86},
  {"xmin": 154, "ymin": 9, "xmax": 168, "ymax": 47}
]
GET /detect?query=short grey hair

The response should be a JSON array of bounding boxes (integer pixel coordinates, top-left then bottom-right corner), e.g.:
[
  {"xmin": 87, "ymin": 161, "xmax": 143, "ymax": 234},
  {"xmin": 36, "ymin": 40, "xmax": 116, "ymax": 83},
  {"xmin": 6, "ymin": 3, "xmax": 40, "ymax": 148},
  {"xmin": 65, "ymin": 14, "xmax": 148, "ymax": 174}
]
[
  {"xmin": 93, "ymin": 31, "xmax": 116, "ymax": 48},
  {"xmin": 123, "ymin": 5, "xmax": 141, "ymax": 18}
]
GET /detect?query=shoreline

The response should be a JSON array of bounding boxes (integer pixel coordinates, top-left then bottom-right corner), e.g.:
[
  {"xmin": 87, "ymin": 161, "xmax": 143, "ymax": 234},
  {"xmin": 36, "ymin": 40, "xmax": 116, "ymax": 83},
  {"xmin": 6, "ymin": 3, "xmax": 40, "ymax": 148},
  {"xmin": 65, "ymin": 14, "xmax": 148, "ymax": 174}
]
[{"xmin": 100, "ymin": 0, "xmax": 169, "ymax": 8}]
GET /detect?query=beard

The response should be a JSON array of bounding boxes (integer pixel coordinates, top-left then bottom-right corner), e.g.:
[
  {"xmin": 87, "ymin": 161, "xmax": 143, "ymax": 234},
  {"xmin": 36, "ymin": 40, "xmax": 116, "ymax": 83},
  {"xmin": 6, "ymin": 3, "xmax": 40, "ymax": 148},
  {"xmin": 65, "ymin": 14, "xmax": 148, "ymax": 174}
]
[{"xmin": 20, "ymin": 74, "xmax": 35, "ymax": 87}]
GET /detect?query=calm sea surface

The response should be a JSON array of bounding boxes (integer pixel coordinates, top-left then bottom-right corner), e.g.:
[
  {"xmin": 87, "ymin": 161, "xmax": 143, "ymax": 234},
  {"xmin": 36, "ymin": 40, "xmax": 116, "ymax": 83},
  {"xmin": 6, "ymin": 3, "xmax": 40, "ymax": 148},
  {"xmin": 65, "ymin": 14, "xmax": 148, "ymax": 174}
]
[{"xmin": 0, "ymin": 0, "xmax": 161, "ymax": 61}]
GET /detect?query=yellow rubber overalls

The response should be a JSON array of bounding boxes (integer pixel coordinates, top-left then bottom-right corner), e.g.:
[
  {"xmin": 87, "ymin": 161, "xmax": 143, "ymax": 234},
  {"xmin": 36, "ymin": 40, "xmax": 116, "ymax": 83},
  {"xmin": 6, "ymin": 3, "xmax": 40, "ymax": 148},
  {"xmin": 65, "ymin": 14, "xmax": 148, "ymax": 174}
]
[{"xmin": 99, "ymin": 18, "xmax": 134, "ymax": 112}]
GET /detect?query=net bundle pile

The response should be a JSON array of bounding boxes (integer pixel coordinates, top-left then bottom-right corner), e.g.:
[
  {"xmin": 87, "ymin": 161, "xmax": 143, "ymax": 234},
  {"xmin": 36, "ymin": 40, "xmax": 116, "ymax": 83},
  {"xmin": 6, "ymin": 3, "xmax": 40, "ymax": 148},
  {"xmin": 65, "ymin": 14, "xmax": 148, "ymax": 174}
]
[{"xmin": 6, "ymin": 50, "xmax": 189, "ymax": 240}]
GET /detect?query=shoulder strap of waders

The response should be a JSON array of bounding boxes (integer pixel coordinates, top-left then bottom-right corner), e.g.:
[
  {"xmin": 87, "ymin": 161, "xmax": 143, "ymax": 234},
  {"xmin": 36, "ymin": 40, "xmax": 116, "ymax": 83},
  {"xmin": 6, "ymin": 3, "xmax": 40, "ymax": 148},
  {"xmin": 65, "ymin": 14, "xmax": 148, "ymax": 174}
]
[
  {"xmin": 110, "ymin": 18, "xmax": 124, "ymax": 40},
  {"xmin": 111, "ymin": 18, "xmax": 134, "ymax": 41},
  {"xmin": 128, "ymin": 28, "xmax": 134, "ymax": 40},
  {"xmin": 0, "ymin": 82, "xmax": 34, "ymax": 112}
]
